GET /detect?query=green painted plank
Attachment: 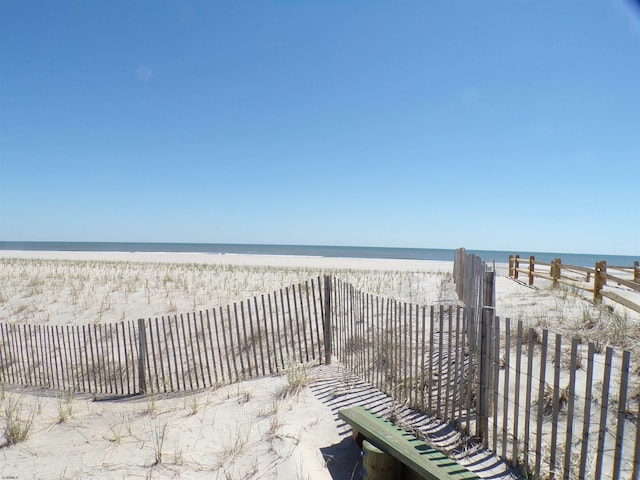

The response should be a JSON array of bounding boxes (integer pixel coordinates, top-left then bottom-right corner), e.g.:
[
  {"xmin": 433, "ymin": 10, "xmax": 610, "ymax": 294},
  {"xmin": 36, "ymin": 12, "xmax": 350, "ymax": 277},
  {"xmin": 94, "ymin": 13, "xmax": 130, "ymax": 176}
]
[{"xmin": 339, "ymin": 406, "xmax": 479, "ymax": 480}]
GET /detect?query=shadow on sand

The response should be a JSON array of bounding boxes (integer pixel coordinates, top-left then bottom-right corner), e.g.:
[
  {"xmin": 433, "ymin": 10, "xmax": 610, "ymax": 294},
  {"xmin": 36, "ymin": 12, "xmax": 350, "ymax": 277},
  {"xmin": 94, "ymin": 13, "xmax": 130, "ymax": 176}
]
[{"xmin": 320, "ymin": 436, "xmax": 363, "ymax": 480}]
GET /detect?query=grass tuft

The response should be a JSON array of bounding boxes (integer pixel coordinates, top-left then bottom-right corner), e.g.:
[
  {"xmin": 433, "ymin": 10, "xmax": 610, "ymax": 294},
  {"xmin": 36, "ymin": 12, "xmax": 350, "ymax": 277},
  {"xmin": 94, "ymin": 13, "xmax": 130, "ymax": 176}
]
[{"xmin": 2, "ymin": 395, "xmax": 37, "ymax": 447}]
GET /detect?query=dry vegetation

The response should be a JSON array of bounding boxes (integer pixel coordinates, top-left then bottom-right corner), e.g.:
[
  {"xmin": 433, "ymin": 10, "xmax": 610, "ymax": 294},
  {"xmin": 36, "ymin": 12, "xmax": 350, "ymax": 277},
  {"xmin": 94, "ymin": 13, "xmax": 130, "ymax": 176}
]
[
  {"xmin": 0, "ymin": 257, "xmax": 456, "ymax": 326},
  {"xmin": 496, "ymin": 274, "xmax": 640, "ymax": 359}
]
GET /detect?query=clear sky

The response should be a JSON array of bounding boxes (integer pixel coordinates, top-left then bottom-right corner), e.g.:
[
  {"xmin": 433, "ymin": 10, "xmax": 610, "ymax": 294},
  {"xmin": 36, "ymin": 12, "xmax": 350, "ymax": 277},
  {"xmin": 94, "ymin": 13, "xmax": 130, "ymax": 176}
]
[{"xmin": 1, "ymin": 1, "xmax": 639, "ymax": 255}]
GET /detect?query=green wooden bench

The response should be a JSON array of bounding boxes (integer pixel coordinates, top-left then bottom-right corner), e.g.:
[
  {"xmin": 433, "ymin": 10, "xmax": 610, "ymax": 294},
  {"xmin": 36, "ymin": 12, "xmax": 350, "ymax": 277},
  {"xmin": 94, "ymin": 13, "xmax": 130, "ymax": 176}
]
[{"xmin": 338, "ymin": 406, "xmax": 480, "ymax": 480}]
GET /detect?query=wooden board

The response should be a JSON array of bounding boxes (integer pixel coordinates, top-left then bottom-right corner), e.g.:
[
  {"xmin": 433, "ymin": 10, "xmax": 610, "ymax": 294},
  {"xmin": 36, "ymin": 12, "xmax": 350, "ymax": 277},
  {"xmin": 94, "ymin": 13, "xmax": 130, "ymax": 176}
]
[{"xmin": 338, "ymin": 406, "xmax": 479, "ymax": 480}]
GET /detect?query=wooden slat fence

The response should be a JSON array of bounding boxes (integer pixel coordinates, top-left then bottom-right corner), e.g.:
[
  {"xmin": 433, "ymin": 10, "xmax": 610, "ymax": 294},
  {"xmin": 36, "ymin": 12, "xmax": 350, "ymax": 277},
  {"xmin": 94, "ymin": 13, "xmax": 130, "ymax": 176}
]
[
  {"xmin": 330, "ymin": 277, "xmax": 477, "ymax": 435},
  {"xmin": 485, "ymin": 318, "xmax": 639, "ymax": 480},
  {"xmin": 0, "ymin": 277, "xmax": 326, "ymax": 395},
  {"xmin": 0, "ymin": 321, "xmax": 138, "ymax": 395},
  {"xmin": 3, "ymin": 267, "xmax": 640, "ymax": 479},
  {"xmin": 331, "ymin": 275, "xmax": 640, "ymax": 479}
]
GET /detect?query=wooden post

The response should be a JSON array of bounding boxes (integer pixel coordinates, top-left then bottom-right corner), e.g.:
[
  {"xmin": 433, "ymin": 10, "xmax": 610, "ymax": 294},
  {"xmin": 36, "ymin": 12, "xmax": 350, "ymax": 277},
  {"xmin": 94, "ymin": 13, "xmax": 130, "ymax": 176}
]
[
  {"xmin": 634, "ymin": 261, "xmax": 639, "ymax": 283},
  {"xmin": 508, "ymin": 255, "xmax": 514, "ymax": 277},
  {"xmin": 137, "ymin": 318, "xmax": 147, "ymax": 394},
  {"xmin": 477, "ymin": 305, "xmax": 493, "ymax": 445},
  {"xmin": 594, "ymin": 261, "xmax": 606, "ymax": 303},
  {"xmin": 513, "ymin": 255, "xmax": 520, "ymax": 280},
  {"xmin": 362, "ymin": 440, "xmax": 402, "ymax": 479},
  {"xmin": 484, "ymin": 270, "xmax": 496, "ymax": 308},
  {"xmin": 528, "ymin": 256, "xmax": 535, "ymax": 286},
  {"xmin": 323, "ymin": 275, "xmax": 332, "ymax": 365},
  {"xmin": 552, "ymin": 258, "xmax": 561, "ymax": 287}
]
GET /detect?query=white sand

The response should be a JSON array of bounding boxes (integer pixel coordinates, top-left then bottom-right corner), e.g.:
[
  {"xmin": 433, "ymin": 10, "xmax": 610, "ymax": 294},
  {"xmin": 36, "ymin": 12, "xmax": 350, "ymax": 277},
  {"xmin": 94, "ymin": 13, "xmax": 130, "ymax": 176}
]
[{"xmin": 1, "ymin": 250, "xmax": 638, "ymax": 478}]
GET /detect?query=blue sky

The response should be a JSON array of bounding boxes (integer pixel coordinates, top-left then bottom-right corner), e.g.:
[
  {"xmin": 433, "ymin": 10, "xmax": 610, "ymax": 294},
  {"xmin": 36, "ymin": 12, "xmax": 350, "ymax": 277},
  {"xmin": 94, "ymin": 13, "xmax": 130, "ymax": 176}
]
[{"xmin": 1, "ymin": 1, "xmax": 639, "ymax": 255}]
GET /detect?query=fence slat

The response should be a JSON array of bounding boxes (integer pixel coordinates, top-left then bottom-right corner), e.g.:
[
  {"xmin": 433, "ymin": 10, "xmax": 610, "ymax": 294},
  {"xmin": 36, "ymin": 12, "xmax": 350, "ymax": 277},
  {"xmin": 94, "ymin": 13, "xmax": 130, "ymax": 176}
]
[
  {"xmin": 238, "ymin": 302, "xmax": 251, "ymax": 378},
  {"xmin": 579, "ymin": 342, "xmax": 595, "ymax": 480},
  {"xmin": 492, "ymin": 314, "xmax": 500, "ymax": 454},
  {"xmin": 535, "ymin": 329, "xmax": 549, "ymax": 475},
  {"xmin": 404, "ymin": 303, "xmax": 409, "ymax": 406},
  {"xmin": 523, "ymin": 328, "xmax": 535, "ymax": 469},
  {"xmin": 56, "ymin": 325, "xmax": 67, "ymax": 390},
  {"xmin": 268, "ymin": 293, "xmax": 284, "ymax": 370},
  {"xmin": 420, "ymin": 305, "xmax": 427, "ymax": 413},
  {"xmin": 194, "ymin": 313, "xmax": 206, "ymax": 388},
  {"xmin": 23, "ymin": 324, "xmax": 33, "ymax": 386},
  {"xmin": 251, "ymin": 297, "xmax": 265, "ymax": 377},
  {"xmin": 311, "ymin": 278, "xmax": 322, "ymax": 362},
  {"xmin": 180, "ymin": 313, "xmax": 194, "ymax": 389},
  {"xmin": 549, "ymin": 334, "xmax": 562, "ymax": 478},
  {"xmin": 562, "ymin": 337, "xmax": 579, "ymax": 479},
  {"xmin": 613, "ymin": 350, "xmax": 631, "ymax": 480},
  {"xmin": 205, "ymin": 310, "xmax": 219, "ymax": 385},
  {"xmin": 10, "ymin": 324, "xmax": 22, "ymax": 385},
  {"xmin": 633, "ymin": 394, "xmax": 640, "ymax": 480},
  {"xmin": 102, "ymin": 323, "xmax": 112, "ymax": 394},
  {"xmin": 305, "ymin": 281, "xmax": 316, "ymax": 363},
  {"xmin": 38, "ymin": 325, "xmax": 49, "ymax": 388},
  {"xmin": 225, "ymin": 305, "xmax": 238, "ymax": 380},
  {"xmin": 501, "ymin": 317, "xmax": 511, "ymax": 461},
  {"xmin": 276, "ymin": 290, "xmax": 290, "ymax": 365},
  {"xmin": 429, "ymin": 306, "xmax": 435, "ymax": 414},
  {"xmin": 456, "ymin": 306, "xmax": 464, "ymax": 422},
  {"xmin": 512, "ymin": 321, "xmax": 523, "ymax": 467},
  {"xmin": 286, "ymin": 288, "xmax": 299, "ymax": 365},
  {"xmin": 259, "ymin": 295, "xmax": 273, "ymax": 375},
  {"xmin": 594, "ymin": 347, "xmax": 614, "ymax": 480},
  {"xmin": 18, "ymin": 325, "xmax": 29, "ymax": 385},
  {"xmin": 109, "ymin": 324, "xmax": 117, "ymax": 394},
  {"xmin": 200, "ymin": 311, "xmax": 213, "ymax": 386},
  {"xmin": 128, "ymin": 320, "xmax": 137, "ymax": 394},
  {"xmin": 0, "ymin": 324, "xmax": 8, "ymax": 383},
  {"xmin": 147, "ymin": 318, "xmax": 159, "ymax": 393},
  {"xmin": 186, "ymin": 312, "xmax": 200, "ymax": 389},
  {"xmin": 215, "ymin": 307, "xmax": 230, "ymax": 383},
  {"xmin": 166, "ymin": 316, "xmax": 179, "ymax": 390},
  {"xmin": 295, "ymin": 284, "xmax": 309, "ymax": 363}
]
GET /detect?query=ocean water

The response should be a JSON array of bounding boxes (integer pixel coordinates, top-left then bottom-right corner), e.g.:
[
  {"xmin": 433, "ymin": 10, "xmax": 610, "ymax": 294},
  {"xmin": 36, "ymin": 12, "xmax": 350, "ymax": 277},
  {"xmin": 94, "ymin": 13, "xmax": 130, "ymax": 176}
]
[{"xmin": 0, "ymin": 241, "xmax": 637, "ymax": 268}]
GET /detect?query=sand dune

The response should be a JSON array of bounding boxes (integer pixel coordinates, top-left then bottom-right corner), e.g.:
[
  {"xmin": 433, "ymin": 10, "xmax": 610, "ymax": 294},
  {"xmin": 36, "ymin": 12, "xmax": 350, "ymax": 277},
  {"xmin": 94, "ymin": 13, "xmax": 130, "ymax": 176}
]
[{"xmin": 1, "ymin": 250, "xmax": 637, "ymax": 478}]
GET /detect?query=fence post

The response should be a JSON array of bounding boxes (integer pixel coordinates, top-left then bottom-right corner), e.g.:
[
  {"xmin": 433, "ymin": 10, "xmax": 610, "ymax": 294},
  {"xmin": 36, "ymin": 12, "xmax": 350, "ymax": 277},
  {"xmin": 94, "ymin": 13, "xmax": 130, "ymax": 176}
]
[
  {"xmin": 478, "ymin": 305, "xmax": 494, "ymax": 445},
  {"xmin": 137, "ymin": 318, "xmax": 147, "ymax": 394},
  {"xmin": 508, "ymin": 255, "xmax": 513, "ymax": 277},
  {"xmin": 551, "ymin": 258, "xmax": 561, "ymax": 287},
  {"xmin": 484, "ymin": 269, "xmax": 496, "ymax": 309},
  {"xmin": 477, "ymin": 270, "xmax": 495, "ymax": 444},
  {"xmin": 634, "ymin": 261, "xmax": 639, "ymax": 283},
  {"xmin": 528, "ymin": 256, "xmax": 535, "ymax": 286},
  {"xmin": 513, "ymin": 255, "xmax": 520, "ymax": 279},
  {"xmin": 594, "ymin": 261, "xmax": 607, "ymax": 303},
  {"xmin": 323, "ymin": 275, "xmax": 332, "ymax": 365}
]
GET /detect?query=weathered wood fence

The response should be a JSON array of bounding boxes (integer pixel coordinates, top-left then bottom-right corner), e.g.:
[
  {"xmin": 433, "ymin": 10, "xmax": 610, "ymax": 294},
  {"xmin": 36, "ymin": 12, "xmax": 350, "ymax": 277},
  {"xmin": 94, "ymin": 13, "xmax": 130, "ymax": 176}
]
[
  {"xmin": 332, "ymin": 275, "xmax": 639, "ymax": 478},
  {"xmin": 0, "ymin": 278, "xmax": 326, "ymax": 395},
  {"xmin": 486, "ymin": 318, "xmax": 639, "ymax": 480},
  {"xmin": 509, "ymin": 255, "xmax": 640, "ymax": 313},
  {"xmin": 2, "ymin": 263, "xmax": 639, "ymax": 478},
  {"xmin": 330, "ymin": 277, "xmax": 474, "ymax": 430}
]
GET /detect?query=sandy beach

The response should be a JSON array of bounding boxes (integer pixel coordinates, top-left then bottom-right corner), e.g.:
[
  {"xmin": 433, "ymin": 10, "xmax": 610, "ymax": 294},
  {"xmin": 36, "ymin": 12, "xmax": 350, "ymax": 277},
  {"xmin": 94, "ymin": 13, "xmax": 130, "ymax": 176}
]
[{"xmin": 1, "ymin": 250, "xmax": 638, "ymax": 479}]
